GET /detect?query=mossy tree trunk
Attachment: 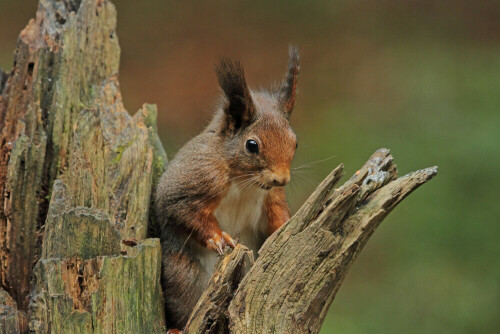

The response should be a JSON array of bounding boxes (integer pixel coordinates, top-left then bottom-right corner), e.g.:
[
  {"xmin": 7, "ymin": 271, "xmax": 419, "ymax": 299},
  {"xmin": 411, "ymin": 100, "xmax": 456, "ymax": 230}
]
[
  {"xmin": 0, "ymin": 0, "xmax": 167, "ymax": 333},
  {"xmin": 0, "ymin": 1, "xmax": 437, "ymax": 333}
]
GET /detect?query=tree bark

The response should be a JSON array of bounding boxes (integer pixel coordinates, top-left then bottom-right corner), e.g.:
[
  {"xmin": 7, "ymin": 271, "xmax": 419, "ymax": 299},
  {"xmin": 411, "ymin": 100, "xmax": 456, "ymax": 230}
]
[
  {"xmin": 184, "ymin": 246, "xmax": 254, "ymax": 334},
  {"xmin": 186, "ymin": 150, "xmax": 436, "ymax": 333},
  {"xmin": 227, "ymin": 150, "xmax": 436, "ymax": 333},
  {"xmin": 0, "ymin": 0, "xmax": 167, "ymax": 332},
  {"xmin": 0, "ymin": 289, "xmax": 28, "ymax": 334},
  {"xmin": 0, "ymin": 1, "xmax": 437, "ymax": 333}
]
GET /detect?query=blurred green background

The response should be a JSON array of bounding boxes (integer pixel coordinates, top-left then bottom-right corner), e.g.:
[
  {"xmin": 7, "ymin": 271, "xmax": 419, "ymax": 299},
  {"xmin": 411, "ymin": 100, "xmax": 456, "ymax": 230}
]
[{"xmin": 1, "ymin": 0, "xmax": 499, "ymax": 332}]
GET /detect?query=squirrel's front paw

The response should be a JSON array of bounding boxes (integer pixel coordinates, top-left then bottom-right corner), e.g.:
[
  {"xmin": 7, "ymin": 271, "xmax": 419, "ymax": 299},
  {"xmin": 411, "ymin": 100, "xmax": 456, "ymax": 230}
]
[{"xmin": 207, "ymin": 231, "xmax": 237, "ymax": 255}]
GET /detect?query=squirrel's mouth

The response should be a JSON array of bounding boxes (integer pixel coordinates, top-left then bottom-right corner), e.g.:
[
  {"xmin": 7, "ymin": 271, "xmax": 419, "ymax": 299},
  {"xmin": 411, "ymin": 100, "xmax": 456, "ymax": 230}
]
[{"xmin": 258, "ymin": 183, "xmax": 273, "ymax": 191}]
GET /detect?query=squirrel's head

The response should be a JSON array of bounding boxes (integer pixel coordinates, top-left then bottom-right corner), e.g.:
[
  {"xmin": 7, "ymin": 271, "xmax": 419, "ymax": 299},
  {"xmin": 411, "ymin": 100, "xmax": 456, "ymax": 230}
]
[{"xmin": 215, "ymin": 47, "xmax": 299, "ymax": 190}]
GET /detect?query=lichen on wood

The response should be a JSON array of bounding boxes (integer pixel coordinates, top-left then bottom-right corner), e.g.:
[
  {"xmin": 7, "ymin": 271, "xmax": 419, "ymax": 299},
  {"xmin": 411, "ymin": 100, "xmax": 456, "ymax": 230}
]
[
  {"xmin": 0, "ymin": 0, "xmax": 167, "ymax": 332},
  {"xmin": 29, "ymin": 239, "xmax": 164, "ymax": 334},
  {"xmin": 41, "ymin": 180, "xmax": 121, "ymax": 260},
  {"xmin": 0, "ymin": 289, "xmax": 28, "ymax": 334},
  {"xmin": 0, "ymin": 0, "xmax": 166, "ymax": 313}
]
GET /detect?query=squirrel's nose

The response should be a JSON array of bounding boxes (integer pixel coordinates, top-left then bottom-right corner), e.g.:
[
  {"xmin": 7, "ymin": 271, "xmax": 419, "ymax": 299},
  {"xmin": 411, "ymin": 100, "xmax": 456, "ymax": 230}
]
[{"xmin": 270, "ymin": 174, "xmax": 290, "ymax": 187}]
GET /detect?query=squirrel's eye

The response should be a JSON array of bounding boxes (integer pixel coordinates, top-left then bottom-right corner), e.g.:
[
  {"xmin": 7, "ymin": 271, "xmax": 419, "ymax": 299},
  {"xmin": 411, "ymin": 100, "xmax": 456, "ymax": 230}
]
[{"xmin": 246, "ymin": 139, "xmax": 259, "ymax": 154}]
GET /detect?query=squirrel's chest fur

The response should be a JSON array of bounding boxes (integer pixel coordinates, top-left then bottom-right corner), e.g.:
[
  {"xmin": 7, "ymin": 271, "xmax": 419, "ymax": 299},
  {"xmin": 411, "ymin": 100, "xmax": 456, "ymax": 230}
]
[
  {"xmin": 199, "ymin": 181, "xmax": 268, "ymax": 274},
  {"xmin": 216, "ymin": 180, "xmax": 268, "ymax": 240}
]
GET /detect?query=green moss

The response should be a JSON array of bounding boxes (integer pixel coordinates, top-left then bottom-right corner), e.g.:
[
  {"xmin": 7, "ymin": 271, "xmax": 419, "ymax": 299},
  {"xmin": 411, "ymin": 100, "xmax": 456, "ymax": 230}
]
[
  {"xmin": 142, "ymin": 103, "xmax": 158, "ymax": 128},
  {"xmin": 112, "ymin": 136, "xmax": 137, "ymax": 164}
]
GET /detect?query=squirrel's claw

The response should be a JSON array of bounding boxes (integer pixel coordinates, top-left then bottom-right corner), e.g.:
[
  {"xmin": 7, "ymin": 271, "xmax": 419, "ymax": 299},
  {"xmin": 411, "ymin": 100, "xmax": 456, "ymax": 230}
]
[
  {"xmin": 222, "ymin": 231, "xmax": 237, "ymax": 248},
  {"xmin": 216, "ymin": 240, "xmax": 224, "ymax": 253},
  {"xmin": 207, "ymin": 239, "xmax": 223, "ymax": 255},
  {"xmin": 208, "ymin": 231, "xmax": 236, "ymax": 255}
]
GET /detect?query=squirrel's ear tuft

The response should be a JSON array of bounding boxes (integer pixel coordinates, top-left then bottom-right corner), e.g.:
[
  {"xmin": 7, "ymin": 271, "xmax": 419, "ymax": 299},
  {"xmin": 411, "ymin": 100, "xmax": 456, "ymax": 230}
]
[
  {"xmin": 215, "ymin": 58, "xmax": 255, "ymax": 132},
  {"xmin": 279, "ymin": 46, "xmax": 300, "ymax": 119}
]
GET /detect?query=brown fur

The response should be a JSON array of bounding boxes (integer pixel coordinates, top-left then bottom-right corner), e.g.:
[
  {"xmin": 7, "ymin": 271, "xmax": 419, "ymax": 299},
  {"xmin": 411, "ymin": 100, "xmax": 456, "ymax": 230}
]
[
  {"xmin": 155, "ymin": 47, "xmax": 300, "ymax": 330},
  {"xmin": 265, "ymin": 187, "xmax": 291, "ymax": 235}
]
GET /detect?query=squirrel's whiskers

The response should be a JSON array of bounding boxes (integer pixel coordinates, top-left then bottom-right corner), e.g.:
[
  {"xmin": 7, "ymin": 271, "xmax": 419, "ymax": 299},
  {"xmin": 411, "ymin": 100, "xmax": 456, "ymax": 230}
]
[{"xmin": 155, "ymin": 47, "xmax": 300, "ymax": 330}]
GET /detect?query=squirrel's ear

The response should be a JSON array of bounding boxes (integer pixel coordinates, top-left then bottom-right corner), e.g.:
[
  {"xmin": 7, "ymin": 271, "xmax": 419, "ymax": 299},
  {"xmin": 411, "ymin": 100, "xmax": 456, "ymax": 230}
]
[
  {"xmin": 279, "ymin": 46, "xmax": 300, "ymax": 119},
  {"xmin": 215, "ymin": 58, "xmax": 255, "ymax": 132}
]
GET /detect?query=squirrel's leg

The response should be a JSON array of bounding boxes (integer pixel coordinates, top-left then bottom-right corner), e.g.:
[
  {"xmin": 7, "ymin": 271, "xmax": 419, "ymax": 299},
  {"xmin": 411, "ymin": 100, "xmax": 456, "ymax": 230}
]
[
  {"xmin": 189, "ymin": 201, "xmax": 237, "ymax": 254},
  {"xmin": 265, "ymin": 187, "xmax": 291, "ymax": 235},
  {"xmin": 162, "ymin": 250, "xmax": 204, "ymax": 329}
]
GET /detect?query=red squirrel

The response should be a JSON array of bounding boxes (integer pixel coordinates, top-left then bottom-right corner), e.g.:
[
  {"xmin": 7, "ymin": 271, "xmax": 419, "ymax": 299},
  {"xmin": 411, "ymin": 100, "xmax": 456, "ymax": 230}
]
[{"xmin": 155, "ymin": 47, "xmax": 299, "ymax": 330}]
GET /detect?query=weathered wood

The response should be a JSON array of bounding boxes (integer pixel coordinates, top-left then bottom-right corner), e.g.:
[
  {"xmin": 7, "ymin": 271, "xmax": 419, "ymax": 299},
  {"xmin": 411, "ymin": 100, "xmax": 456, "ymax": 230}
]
[
  {"xmin": 226, "ymin": 149, "xmax": 436, "ymax": 333},
  {"xmin": 41, "ymin": 180, "xmax": 121, "ymax": 260},
  {"xmin": 181, "ymin": 150, "xmax": 436, "ymax": 333},
  {"xmin": 29, "ymin": 174, "xmax": 166, "ymax": 333},
  {"xmin": 0, "ymin": 0, "xmax": 166, "ymax": 312},
  {"xmin": 0, "ymin": 289, "xmax": 28, "ymax": 334},
  {"xmin": 184, "ymin": 245, "xmax": 254, "ymax": 334},
  {"xmin": 0, "ymin": 0, "xmax": 437, "ymax": 333},
  {"xmin": 29, "ymin": 239, "xmax": 164, "ymax": 334},
  {"xmin": 0, "ymin": 0, "xmax": 119, "ymax": 307}
]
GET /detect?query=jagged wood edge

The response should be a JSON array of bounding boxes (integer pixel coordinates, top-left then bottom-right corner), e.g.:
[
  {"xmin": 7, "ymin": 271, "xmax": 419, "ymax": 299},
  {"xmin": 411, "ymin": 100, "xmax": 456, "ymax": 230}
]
[
  {"xmin": 184, "ymin": 245, "xmax": 254, "ymax": 334},
  {"xmin": 185, "ymin": 149, "xmax": 437, "ymax": 334},
  {"xmin": 0, "ymin": 0, "xmax": 167, "ymax": 332}
]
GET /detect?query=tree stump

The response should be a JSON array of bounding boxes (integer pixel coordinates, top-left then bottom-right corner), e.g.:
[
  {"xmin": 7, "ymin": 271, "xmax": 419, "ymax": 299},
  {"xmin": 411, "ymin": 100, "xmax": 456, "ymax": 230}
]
[
  {"xmin": 0, "ymin": 0, "xmax": 437, "ymax": 333},
  {"xmin": 0, "ymin": 0, "xmax": 166, "ymax": 332}
]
